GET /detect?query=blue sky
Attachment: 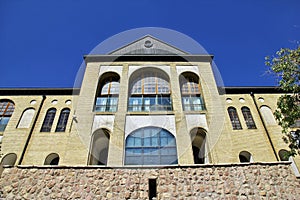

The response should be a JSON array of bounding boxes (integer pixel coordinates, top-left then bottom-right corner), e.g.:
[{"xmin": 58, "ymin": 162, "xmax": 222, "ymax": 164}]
[{"xmin": 0, "ymin": 0, "xmax": 299, "ymax": 88}]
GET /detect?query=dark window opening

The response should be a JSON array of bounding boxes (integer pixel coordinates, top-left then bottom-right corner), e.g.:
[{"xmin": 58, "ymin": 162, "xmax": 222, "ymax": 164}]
[
  {"xmin": 228, "ymin": 107, "xmax": 242, "ymax": 130},
  {"xmin": 41, "ymin": 108, "xmax": 56, "ymax": 132},
  {"xmin": 241, "ymin": 107, "xmax": 256, "ymax": 129}
]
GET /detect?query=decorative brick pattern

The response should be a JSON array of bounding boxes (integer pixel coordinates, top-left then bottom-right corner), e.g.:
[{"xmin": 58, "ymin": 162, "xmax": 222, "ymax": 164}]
[{"xmin": 0, "ymin": 163, "xmax": 299, "ymax": 199}]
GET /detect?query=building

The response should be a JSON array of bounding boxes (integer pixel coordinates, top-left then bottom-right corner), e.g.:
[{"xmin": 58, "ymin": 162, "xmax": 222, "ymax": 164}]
[{"xmin": 0, "ymin": 35, "xmax": 299, "ymax": 199}]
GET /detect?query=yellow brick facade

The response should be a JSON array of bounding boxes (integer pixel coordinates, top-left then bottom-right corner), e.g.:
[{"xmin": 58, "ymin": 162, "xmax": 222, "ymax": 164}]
[{"xmin": 0, "ymin": 36, "xmax": 299, "ymax": 175}]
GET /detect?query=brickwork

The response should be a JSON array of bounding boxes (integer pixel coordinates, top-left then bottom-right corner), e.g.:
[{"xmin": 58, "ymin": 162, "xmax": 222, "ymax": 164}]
[{"xmin": 1, "ymin": 163, "xmax": 299, "ymax": 199}]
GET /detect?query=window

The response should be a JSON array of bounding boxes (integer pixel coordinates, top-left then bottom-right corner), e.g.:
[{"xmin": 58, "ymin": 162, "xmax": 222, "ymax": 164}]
[
  {"xmin": 41, "ymin": 108, "xmax": 56, "ymax": 132},
  {"xmin": 228, "ymin": 107, "xmax": 242, "ymax": 130},
  {"xmin": 55, "ymin": 108, "xmax": 70, "ymax": 132},
  {"xmin": 44, "ymin": 153, "xmax": 60, "ymax": 165},
  {"xmin": 179, "ymin": 72, "xmax": 205, "ymax": 111},
  {"xmin": 125, "ymin": 127, "xmax": 178, "ymax": 165},
  {"xmin": 17, "ymin": 108, "xmax": 35, "ymax": 128},
  {"xmin": 1, "ymin": 153, "xmax": 17, "ymax": 166},
  {"xmin": 0, "ymin": 100, "xmax": 15, "ymax": 131},
  {"xmin": 241, "ymin": 107, "xmax": 256, "ymax": 129},
  {"xmin": 128, "ymin": 70, "xmax": 172, "ymax": 112},
  {"xmin": 95, "ymin": 72, "xmax": 120, "ymax": 112},
  {"xmin": 260, "ymin": 106, "xmax": 276, "ymax": 125},
  {"xmin": 239, "ymin": 151, "xmax": 252, "ymax": 163},
  {"xmin": 278, "ymin": 149, "xmax": 289, "ymax": 161}
]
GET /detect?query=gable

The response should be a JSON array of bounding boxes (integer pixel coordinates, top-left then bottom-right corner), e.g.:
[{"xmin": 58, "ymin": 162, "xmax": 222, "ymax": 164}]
[{"xmin": 109, "ymin": 35, "xmax": 188, "ymax": 55}]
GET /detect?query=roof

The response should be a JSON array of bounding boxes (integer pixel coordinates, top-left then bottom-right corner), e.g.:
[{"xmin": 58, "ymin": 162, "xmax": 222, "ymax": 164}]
[{"xmin": 109, "ymin": 35, "xmax": 189, "ymax": 55}]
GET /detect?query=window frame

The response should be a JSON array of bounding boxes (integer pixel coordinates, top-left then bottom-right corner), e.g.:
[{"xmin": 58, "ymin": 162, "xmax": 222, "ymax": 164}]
[
  {"xmin": 40, "ymin": 108, "xmax": 56, "ymax": 132},
  {"xmin": 55, "ymin": 108, "xmax": 70, "ymax": 132},
  {"xmin": 125, "ymin": 127, "xmax": 178, "ymax": 165},
  {"xmin": 0, "ymin": 100, "xmax": 15, "ymax": 131},
  {"xmin": 95, "ymin": 73, "xmax": 120, "ymax": 112},
  {"xmin": 228, "ymin": 107, "xmax": 242, "ymax": 130},
  {"xmin": 128, "ymin": 70, "xmax": 172, "ymax": 112},
  {"xmin": 241, "ymin": 107, "xmax": 257, "ymax": 129}
]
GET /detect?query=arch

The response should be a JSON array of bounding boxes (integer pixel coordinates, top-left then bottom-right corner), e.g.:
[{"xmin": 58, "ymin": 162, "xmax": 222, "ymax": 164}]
[
  {"xmin": 44, "ymin": 153, "xmax": 60, "ymax": 165},
  {"xmin": 55, "ymin": 108, "xmax": 70, "ymax": 132},
  {"xmin": 95, "ymin": 72, "xmax": 120, "ymax": 112},
  {"xmin": 239, "ymin": 151, "xmax": 252, "ymax": 163},
  {"xmin": 40, "ymin": 108, "xmax": 56, "ymax": 132},
  {"xmin": 179, "ymin": 72, "xmax": 205, "ymax": 111},
  {"xmin": 1, "ymin": 153, "xmax": 17, "ymax": 166},
  {"xmin": 0, "ymin": 100, "xmax": 15, "ymax": 131},
  {"xmin": 241, "ymin": 107, "xmax": 256, "ymax": 129},
  {"xmin": 17, "ymin": 108, "xmax": 35, "ymax": 128},
  {"xmin": 278, "ymin": 149, "xmax": 289, "ymax": 161},
  {"xmin": 125, "ymin": 126, "xmax": 178, "ymax": 165},
  {"xmin": 260, "ymin": 106, "xmax": 277, "ymax": 125},
  {"xmin": 228, "ymin": 107, "xmax": 242, "ymax": 130},
  {"xmin": 88, "ymin": 128, "xmax": 110, "ymax": 165},
  {"xmin": 128, "ymin": 68, "xmax": 172, "ymax": 112},
  {"xmin": 190, "ymin": 127, "xmax": 207, "ymax": 164}
]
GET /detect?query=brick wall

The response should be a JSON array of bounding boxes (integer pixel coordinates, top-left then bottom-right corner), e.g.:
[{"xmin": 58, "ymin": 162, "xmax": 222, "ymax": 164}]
[{"xmin": 0, "ymin": 162, "xmax": 299, "ymax": 199}]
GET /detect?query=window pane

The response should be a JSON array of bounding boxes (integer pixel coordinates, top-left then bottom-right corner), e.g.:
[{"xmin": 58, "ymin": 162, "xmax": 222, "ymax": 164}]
[
  {"xmin": 41, "ymin": 109, "xmax": 56, "ymax": 132},
  {"xmin": 242, "ymin": 107, "xmax": 256, "ymax": 129},
  {"xmin": 228, "ymin": 107, "xmax": 242, "ymax": 130},
  {"xmin": 125, "ymin": 127, "xmax": 178, "ymax": 165},
  {"xmin": 55, "ymin": 109, "xmax": 70, "ymax": 132}
]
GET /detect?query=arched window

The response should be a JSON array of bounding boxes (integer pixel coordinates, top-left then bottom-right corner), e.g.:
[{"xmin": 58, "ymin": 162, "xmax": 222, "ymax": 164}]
[
  {"xmin": 260, "ymin": 106, "xmax": 276, "ymax": 125},
  {"xmin": 179, "ymin": 72, "xmax": 205, "ymax": 111},
  {"xmin": 190, "ymin": 128, "xmax": 207, "ymax": 164},
  {"xmin": 125, "ymin": 127, "xmax": 177, "ymax": 165},
  {"xmin": 41, "ymin": 108, "xmax": 56, "ymax": 132},
  {"xmin": 241, "ymin": 107, "xmax": 256, "ymax": 129},
  {"xmin": 17, "ymin": 108, "xmax": 35, "ymax": 128},
  {"xmin": 89, "ymin": 129, "xmax": 110, "ymax": 165},
  {"xmin": 128, "ymin": 69, "xmax": 172, "ymax": 112},
  {"xmin": 55, "ymin": 108, "xmax": 70, "ymax": 132},
  {"xmin": 44, "ymin": 153, "xmax": 60, "ymax": 165},
  {"xmin": 239, "ymin": 151, "xmax": 252, "ymax": 163},
  {"xmin": 228, "ymin": 107, "xmax": 242, "ymax": 130},
  {"xmin": 278, "ymin": 149, "xmax": 289, "ymax": 161},
  {"xmin": 1, "ymin": 153, "xmax": 17, "ymax": 166},
  {"xmin": 95, "ymin": 72, "xmax": 120, "ymax": 112},
  {"xmin": 0, "ymin": 100, "xmax": 15, "ymax": 131}
]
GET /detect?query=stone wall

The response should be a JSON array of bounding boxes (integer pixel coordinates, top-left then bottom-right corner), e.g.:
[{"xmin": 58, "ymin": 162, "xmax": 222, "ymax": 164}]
[{"xmin": 0, "ymin": 162, "xmax": 299, "ymax": 199}]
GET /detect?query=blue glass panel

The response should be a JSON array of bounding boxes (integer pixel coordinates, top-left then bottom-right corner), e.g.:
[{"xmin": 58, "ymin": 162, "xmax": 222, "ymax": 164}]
[{"xmin": 125, "ymin": 127, "xmax": 178, "ymax": 165}]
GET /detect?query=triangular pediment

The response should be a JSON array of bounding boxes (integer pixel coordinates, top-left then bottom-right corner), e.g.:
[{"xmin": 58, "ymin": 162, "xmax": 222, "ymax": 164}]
[{"xmin": 109, "ymin": 35, "xmax": 188, "ymax": 55}]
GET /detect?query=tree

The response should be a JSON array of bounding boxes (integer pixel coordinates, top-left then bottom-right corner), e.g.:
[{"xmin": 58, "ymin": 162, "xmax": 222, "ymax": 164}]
[{"xmin": 265, "ymin": 46, "xmax": 300, "ymax": 156}]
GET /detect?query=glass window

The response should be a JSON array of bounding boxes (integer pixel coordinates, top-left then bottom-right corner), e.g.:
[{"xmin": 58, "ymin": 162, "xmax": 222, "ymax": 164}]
[
  {"xmin": 41, "ymin": 108, "xmax": 56, "ymax": 132},
  {"xmin": 179, "ymin": 72, "xmax": 205, "ymax": 111},
  {"xmin": 95, "ymin": 73, "xmax": 120, "ymax": 112},
  {"xmin": 55, "ymin": 108, "xmax": 70, "ymax": 132},
  {"xmin": 228, "ymin": 107, "xmax": 242, "ymax": 130},
  {"xmin": 125, "ymin": 127, "xmax": 178, "ymax": 165},
  {"xmin": 128, "ymin": 70, "xmax": 172, "ymax": 112},
  {"xmin": 241, "ymin": 107, "xmax": 256, "ymax": 129},
  {"xmin": 0, "ymin": 100, "xmax": 15, "ymax": 131}
]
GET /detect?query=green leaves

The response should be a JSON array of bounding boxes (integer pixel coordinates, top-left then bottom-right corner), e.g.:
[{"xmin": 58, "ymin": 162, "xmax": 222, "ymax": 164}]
[{"xmin": 266, "ymin": 46, "xmax": 300, "ymax": 156}]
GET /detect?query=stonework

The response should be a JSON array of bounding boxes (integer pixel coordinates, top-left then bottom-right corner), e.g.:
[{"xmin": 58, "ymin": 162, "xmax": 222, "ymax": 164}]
[
  {"xmin": 1, "ymin": 35, "xmax": 300, "ymax": 199},
  {"xmin": 1, "ymin": 163, "xmax": 299, "ymax": 199}
]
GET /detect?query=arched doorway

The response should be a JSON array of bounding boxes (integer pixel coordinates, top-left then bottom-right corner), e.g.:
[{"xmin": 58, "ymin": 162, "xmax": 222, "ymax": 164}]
[
  {"xmin": 89, "ymin": 128, "xmax": 110, "ymax": 165},
  {"xmin": 190, "ymin": 128, "xmax": 207, "ymax": 164}
]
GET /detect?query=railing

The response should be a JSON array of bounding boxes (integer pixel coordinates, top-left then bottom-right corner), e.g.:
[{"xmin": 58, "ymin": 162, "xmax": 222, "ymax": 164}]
[
  {"xmin": 94, "ymin": 105, "xmax": 118, "ymax": 112},
  {"xmin": 128, "ymin": 97, "xmax": 172, "ymax": 112}
]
